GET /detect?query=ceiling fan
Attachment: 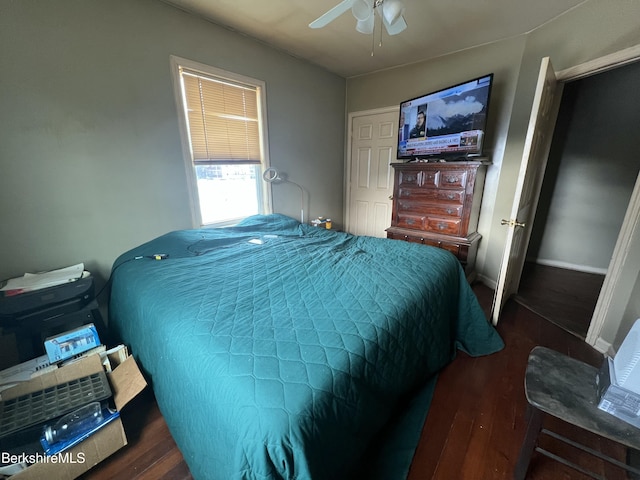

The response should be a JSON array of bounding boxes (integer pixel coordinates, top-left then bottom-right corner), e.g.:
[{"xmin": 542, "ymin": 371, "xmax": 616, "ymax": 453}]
[{"xmin": 309, "ymin": 0, "xmax": 407, "ymax": 36}]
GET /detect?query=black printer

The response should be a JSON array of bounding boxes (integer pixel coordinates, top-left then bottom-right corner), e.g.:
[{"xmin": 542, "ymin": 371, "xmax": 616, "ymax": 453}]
[{"xmin": 0, "ymin": 276, "xmax": 106, "ymax": 362}]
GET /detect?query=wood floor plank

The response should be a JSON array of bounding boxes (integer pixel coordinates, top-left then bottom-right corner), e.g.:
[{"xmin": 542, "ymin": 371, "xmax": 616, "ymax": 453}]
[
  {"xmin": 407, "ymin": 354, "xmax": 478, "ymax": 479},
  {"xmin": 479, "ymin": 331, "xmax": 530, "ymax": 480},
  {"xmin": 133, "ymin": 447, "xmax": 187, "ymax": 480},
  {"xmin": 458, "ymin": 355, "xmax": 506, "ymax": 480},
  {"xmin": 515, "ymin": 262, "xmax": 604, "ymax": 340},
  {"xmin": 81, "ymin": 390, "xmax": 190, "ymax": 480}
]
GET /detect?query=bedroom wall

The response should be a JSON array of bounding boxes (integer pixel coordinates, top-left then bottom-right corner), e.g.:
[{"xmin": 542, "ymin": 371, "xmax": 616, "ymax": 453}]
[
  {"xmin": 485, "ymin": 0, "xmax": 640, "ymax": 286},
  {"xmin": 490, "ymin": 0, "xmax": 640, "ymax": 349},
  {"xmin": 0, "ymin": 0, "xmax": 345, "ymax": 290},
  {"xmin": 346, "ymin": 38, "xmax": 528, "ymax": 280},
  {"xmin": 347, "ymin": 0, "xmax": 640, "ymax": 285},
  {"xmin": 346, "ymin": 0, "xmax": 640, "ymax": 348}
]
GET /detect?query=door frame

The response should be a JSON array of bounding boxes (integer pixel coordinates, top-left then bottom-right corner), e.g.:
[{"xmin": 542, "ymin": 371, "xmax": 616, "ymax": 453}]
[
  {"xmin": 344, "ymin": 106, "xmax": 399, "ymax": 233},
  {"xmin": 586, "ymin": 174, "xmax": 640, "ymax": 353},
  {"xmin": 494, "ymin": 43, "xmax": 640, "ymax": 351},
  {"xmin": 557, "ymin": 44, "xmax": 640, "ymax": 353}
]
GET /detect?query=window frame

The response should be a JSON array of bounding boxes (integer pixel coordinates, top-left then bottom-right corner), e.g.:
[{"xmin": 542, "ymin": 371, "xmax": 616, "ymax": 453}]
[{"xmin": 170, "ymin": 55, "xmax": 272, "ymax": 227}]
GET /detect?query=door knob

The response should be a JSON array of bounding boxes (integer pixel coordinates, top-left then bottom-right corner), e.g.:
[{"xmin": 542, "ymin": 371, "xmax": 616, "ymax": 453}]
[{"xmin": 501, "ymin": 219, "xmax": 526, "ymax": 228}]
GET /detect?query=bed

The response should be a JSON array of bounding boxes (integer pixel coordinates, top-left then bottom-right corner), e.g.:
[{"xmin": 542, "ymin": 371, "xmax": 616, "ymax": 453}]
[{"xmin": 108, "ymin": 214, "xmax": 503, "ymax": 479}]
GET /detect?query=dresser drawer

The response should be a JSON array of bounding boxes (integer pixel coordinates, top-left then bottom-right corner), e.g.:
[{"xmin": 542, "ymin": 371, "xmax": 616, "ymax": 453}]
[
  {"xmin": 396, "ymin": 213, "xmax": 426, "ymax": 230},
  {"xmin": 396, "ymin": 199, "xmax": 463, "ymax": 218},
  {"xmin": 387, "ymin": 230, "xmax": 420, "ymax": 243},
  {"xmin": 398, "ymin": 170, "xmax": 421, "ymax": 187},
  {"xmin": 439, "ymin": 241, "xmax": 461, "ymax": 256},
  {"xmin": 398, "ymin": 188, "xmax": 465, "ymax": 204},
  {"xmin": 425, "ymin": 204, "xmax": 462, "ymax": 218},
  {"xmin": 425, "ymin": 217, "xmax": 462, "ymax": 236},
  {"xmin": 387, "ymin": 230, "xmax": 439, "ymax": 247},
  {"xmin": 421, "ymin": 170, "xmax": 439, "ymax": 187},
  {"xmin": 398, "ymin": 169, "xmax": 468, "ymax": 189},
  {"xmin": 403, "ymin": 234, "xmax": 427, "ymax": 245},
  {"xmin": 437, "ymin": 189, "xmax": 465, "ymax": 202},
  {"xmin": 437, "ymin": 170, "xmax": 468, "ymax": 189},
  {"xmin": 385, "ymin": 231, "xmax": 461, "ymax": 257}
]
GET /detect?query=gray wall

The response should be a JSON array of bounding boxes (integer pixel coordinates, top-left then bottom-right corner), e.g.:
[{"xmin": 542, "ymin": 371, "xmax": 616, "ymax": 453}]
[
  {"xmin": 0, "ymin": 0, "xmax": 346, "ymax": 288},
  {"xmin": 528, "ymin": 61, "xmax": 640, "ymax": 272},
  {"xmin": 2, "ymin": 0, "xmax": 638, "ymax": 347},
  {"xmin": 347, "ymin": 38, "xmax": 528, "ymax": 279},
  {"xmin": 486, "ymin": 0, "xmax": 640, "ymax": 285},
  {"xmin": 346, "ymin": 0, "xmax": 640, "ymax": 347},
  {"xmin": 497, "ymin": 0, "xmax": 640, "ymax": 349}
]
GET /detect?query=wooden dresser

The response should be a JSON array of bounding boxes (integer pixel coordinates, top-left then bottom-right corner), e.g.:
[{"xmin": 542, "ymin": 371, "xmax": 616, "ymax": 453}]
[{"xmin": 386, "ymin": 160, "xmax": 489, "ymax": 274}]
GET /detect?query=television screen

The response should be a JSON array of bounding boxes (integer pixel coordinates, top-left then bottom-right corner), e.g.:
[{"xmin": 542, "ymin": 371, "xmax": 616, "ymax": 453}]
[{"xmin": 397, "ymin": 74, "xmax": 493, "ymax": 160}]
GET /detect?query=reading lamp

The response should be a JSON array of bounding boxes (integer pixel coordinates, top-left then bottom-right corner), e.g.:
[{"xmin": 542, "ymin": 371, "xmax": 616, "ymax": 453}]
[{"xmin": 262, "ymin": 167, "xmax": 305, "ymax": 224}]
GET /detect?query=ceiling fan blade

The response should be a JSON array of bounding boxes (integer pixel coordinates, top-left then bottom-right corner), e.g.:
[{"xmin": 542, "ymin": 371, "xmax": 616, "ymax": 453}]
[
  {"xmin": 382, "ymin": 13, "xmax": 407, "ymax": 35},
  {"xmin": 309, "ymin": 0, "xmax": 355, "ymax": 29}
]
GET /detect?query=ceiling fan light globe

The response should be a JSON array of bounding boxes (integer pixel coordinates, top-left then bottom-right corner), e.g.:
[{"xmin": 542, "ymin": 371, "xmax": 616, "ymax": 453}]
[
  {"xmin": 351, "ymin": 0, "xmax": 372, "ymax": 21},
  {"xmin": 382, "ymin": 0, "xmax": 404, "ymax": 26},
  {"xmin": 381, "ymin": 11, "xmax": 407, "ymax": 35},
  {"xmin": 356, "ymin": 15, "xmax": 374, "ymax": 34}
]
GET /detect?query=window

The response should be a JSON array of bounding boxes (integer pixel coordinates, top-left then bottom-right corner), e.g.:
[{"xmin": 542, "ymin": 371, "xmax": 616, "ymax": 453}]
[{"xmin": 171, "ymin": 57, "xmax": 271, "ymax": 226}]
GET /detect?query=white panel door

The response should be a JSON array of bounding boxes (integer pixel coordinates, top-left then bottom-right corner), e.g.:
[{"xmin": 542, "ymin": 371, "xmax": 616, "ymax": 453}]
[
  {"xmin": 347, "ymin": 110, "xmax": 398, "ymax": 237},
  {"xmin": 491, "ymin": 57, "xmax": 563, "ymax": 325}
]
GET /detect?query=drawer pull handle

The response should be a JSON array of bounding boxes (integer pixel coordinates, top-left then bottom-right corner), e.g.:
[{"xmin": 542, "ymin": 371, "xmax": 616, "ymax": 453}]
[
  {"xmin": 438, "ymin": 223, "xmax": 447, "ymax": 230},
  {"xmin": 447, "ymin": 193, "xmax": 455, "ymax": 199},
  {"xmin": 446, "ymin": 208, "xmax": 454, "ymax": 215},
  {"xmin": 407, "ymin": 218, "xmax": 415, "ymax": 225},
  {"xmin": 446, "ymin": 176, "xmax": 459, "ymax": 183}
]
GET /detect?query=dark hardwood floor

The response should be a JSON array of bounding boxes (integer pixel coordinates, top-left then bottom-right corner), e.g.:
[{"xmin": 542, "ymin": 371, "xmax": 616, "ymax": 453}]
[
  {"xmin": 82, "ymin": 282, "xmax": 626, "ymax": 480},
  {"xmin": 408, "ymin": 282, "xmax": 626, "ymax": 480},
  {"xmin": 515, "ymin": 262, "xmax": 605, "ymax": 339}
]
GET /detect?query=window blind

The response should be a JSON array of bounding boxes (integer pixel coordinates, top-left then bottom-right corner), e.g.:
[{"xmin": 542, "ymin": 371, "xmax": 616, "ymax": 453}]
[{"xmin": 181, "ymin": 69, "xmax": 261, "ymax": 165}]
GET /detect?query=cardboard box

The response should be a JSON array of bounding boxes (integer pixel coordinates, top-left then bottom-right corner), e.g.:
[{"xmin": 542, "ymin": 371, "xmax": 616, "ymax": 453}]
[
  {"xmin": 44, "ymin": 324, "xmax": 100, "ymax": 364},
  {"xmin": 2, "ymin": 350, "xmax": 147, "ymax": 479},
  {"xmin": 0, "ymin": 353, "xmax": 55, "ymax": 394},
  {"xmin": 597, "ymin": 357, "xmax": 640, "ymax": 428}
]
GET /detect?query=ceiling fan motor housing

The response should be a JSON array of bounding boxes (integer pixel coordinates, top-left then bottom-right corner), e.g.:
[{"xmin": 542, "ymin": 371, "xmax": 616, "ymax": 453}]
[{"xmin": 310, "ymin": 0, "xmax": 407, "ymax": 35}]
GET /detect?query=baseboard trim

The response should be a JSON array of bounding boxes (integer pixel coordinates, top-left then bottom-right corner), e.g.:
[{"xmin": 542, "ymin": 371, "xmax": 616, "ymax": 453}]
[
  {"xmin": 476, "ymin": 274, "xmax": 497, "ymax": 291},
  {"xmin": 594, "ymin": 337, "xmax": 615, "ymax": 356},
  {"xmin": 531, "ymin": 258, "xmax": 608, "ymax": 276}
]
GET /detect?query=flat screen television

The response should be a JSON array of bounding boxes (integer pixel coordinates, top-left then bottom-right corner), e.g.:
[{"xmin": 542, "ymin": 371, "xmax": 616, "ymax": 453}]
[{"xmin": 397, "ymin": 74, "xmax": 493, "ymax": 161}]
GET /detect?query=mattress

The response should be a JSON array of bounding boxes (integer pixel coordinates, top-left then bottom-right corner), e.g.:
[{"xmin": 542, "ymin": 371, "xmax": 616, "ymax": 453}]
[{"xmin": 108, "ymin": 214, "xmax": 503, "ymax": 479}]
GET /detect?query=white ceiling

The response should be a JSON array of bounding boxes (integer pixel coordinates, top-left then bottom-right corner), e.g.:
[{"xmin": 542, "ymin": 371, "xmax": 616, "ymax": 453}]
[{"xmin": 162, "ymin": 0, "xmax": 587, "ymax": 77}]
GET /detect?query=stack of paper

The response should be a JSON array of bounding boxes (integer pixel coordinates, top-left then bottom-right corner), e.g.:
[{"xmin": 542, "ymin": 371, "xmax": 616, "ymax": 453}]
[{"xmin": 0, "ymin": 263, "xmax": 86, "ymax": 295}]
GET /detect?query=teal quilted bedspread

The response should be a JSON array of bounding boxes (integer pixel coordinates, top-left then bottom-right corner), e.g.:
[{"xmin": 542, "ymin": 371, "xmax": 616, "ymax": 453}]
[{"xmin": 108, "ymin": 214, "xmax": 503, "ymax": 479}]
